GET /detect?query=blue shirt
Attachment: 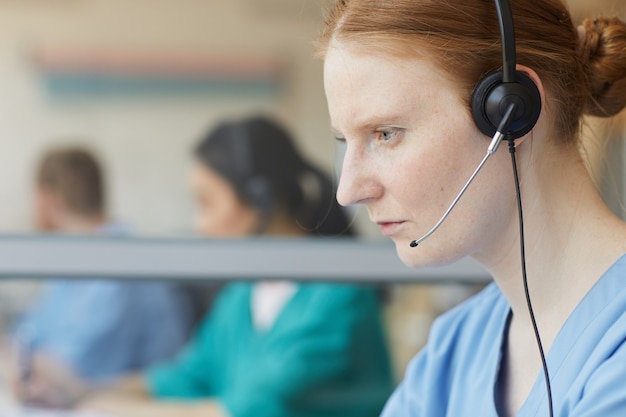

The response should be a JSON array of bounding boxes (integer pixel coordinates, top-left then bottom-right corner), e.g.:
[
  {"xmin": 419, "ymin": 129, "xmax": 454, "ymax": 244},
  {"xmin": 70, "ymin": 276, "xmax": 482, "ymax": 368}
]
[
  {"xmin": 17, "ymin": 280, "xmax": 191, "ymax": 382},
  {"xmin": 15, "ymin": 225, "xmax": 191, "ymax": 382},
  {"xmin": 382, "ymin": 254, "xmax": 626, "ymax": 417}
]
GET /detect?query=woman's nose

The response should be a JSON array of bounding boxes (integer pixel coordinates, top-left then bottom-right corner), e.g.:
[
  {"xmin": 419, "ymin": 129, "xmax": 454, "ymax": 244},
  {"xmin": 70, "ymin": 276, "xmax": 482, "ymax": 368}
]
[{"xmin": 336, "ymin": 146, "xmax": 382, "ymax": 207}]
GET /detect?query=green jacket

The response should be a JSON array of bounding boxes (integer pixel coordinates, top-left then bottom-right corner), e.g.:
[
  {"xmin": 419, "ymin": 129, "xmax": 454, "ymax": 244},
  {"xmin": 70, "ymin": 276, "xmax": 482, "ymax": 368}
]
[{"xmin": 146, "ymin": 282, "xmax": 394, "ymax": 417}]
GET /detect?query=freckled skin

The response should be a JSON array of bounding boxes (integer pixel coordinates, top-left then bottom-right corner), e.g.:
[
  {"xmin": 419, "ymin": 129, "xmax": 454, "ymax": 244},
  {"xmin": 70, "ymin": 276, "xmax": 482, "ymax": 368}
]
[{"xmin": 323, "ymin": 41, "xmax": 518, "ymax": 268}]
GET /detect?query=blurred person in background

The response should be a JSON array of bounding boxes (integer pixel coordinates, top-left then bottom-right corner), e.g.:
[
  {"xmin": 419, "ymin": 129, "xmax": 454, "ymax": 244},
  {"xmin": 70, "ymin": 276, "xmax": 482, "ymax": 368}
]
[
  {"xmin": 8, "ymin": 146, "xmax": 192, "ymax": 407},
  {"xmin": 68, "ymin": 115, "xmax": 394, "ymax": 417}
]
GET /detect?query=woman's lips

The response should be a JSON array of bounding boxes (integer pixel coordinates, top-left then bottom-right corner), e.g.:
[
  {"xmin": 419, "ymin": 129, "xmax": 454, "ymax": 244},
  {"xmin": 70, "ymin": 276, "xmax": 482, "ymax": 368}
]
[{"xmin": 377, "ymin": 221, "xmax": 405, "ymax": 236}]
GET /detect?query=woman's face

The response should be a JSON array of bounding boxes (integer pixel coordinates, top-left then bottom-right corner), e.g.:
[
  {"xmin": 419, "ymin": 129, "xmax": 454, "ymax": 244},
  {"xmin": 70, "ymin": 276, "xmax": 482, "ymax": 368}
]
[
  {"xmin": 190, "ymin": 162, "xmax": 260, "ymax": 237},
  {"xmin": 323, "ymin": 41, "xmax": 517, "ymax": 267}
]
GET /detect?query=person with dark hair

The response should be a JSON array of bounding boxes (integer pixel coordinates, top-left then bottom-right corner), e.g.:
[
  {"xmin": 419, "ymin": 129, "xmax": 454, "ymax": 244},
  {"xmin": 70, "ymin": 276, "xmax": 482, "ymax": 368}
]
[
  {"xmin": 192, "ymin": 116, "xmax": 354, "ymax": 238},
  {"xmin": 11, "ymin": 146, "xmax": 191, "ymax": 407},
  {"xmin": 318, "ymin": 0, "xmax": 626, "ymax": 416},
  {"xmin": 70, "ymin": 116, "xmax": 394, "ymax": 417}
]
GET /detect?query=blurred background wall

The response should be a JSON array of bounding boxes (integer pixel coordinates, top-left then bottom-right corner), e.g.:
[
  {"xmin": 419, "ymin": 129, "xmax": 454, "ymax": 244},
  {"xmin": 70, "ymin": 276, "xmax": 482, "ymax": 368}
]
[
  {"xmin": 0, "ymin": 0, "xmax": 348, "ymax": 236},
  {"xmin": 0, "ymin": 0, "xmax": 623, "ymax": 235}
]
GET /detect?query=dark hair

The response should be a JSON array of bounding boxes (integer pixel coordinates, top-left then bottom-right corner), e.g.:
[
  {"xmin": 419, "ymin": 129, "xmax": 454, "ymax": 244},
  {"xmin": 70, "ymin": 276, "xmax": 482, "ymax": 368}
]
[
  {"xmin": 316, "ymin": 0, "xmax": 626, "ymax": 145},
  {"xmin": 194, "ymin": 115, "xmax": 354, "ymax": 237},
  {"xmin": 36, "ymin": 147, "xmax": 105, "ymax": 216}
]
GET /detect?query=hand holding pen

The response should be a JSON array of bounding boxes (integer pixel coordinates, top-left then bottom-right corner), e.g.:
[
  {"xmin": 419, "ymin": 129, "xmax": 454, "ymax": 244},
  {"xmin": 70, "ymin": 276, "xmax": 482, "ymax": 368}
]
[
  {"xmin": 13, "ymin": 323, "xmax": 37, "ymax": 405},
  {"xmin": 17, "ymin": 324, "xmax": 35, "ymax": 385},
  {"xmin": 12, "ymin": 326, "xmax": 93, "ymax": 409}
]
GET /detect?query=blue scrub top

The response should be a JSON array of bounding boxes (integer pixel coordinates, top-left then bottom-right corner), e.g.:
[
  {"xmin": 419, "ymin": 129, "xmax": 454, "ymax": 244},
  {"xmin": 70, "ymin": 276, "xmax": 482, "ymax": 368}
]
[{"xmin": 382, "ymin": 254, "xmax": 626, "ymax": 417}]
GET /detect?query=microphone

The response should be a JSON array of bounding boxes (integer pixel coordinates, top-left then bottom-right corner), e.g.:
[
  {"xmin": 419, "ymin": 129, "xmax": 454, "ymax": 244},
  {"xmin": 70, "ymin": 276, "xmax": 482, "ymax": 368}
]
[{"xmin": 410, "ymin": 104, "xmax": 517, "ymax": 247}]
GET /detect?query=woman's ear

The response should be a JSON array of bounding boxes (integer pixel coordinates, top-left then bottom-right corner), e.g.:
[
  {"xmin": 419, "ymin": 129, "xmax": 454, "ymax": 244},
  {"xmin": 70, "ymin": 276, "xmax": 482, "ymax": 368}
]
[
  {"xmin": 516, "ymin": 64, "xmax": 545, "ymax": 106},
  {"xmin": 514, "ymin": 64, "xmax": 546, "ymax": 146}
]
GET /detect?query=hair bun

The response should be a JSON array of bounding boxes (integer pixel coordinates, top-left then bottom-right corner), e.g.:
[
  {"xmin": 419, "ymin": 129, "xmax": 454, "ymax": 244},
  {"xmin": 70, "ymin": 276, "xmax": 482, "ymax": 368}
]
[{"xmin": 578, "ymin": 16, "xmax": 626, "ymax": 117}]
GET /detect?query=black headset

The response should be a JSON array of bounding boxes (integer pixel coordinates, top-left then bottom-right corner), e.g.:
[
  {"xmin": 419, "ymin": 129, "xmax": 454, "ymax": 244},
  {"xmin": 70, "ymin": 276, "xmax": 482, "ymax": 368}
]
[
  {"xmin": 472, "ymin": 2, "xmax": 554, "ymax": 416},
  {"xmin": 471, "ymin": 0, "xmax": 542, "ymax": 140},
  {"xmin": 228, "ymin": 124, "xmax": 275, "ymax": 218}
]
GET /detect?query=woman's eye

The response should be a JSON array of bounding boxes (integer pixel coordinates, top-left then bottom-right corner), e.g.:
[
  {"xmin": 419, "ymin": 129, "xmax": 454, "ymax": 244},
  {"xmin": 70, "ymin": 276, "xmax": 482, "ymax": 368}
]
[{"xmin": 375, "ymin": 128, "xmax": 399, "ymax": 142}]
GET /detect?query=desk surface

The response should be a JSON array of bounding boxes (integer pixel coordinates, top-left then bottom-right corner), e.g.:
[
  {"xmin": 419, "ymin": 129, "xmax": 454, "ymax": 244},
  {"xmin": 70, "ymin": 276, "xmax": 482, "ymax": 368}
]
[
  {"xmin": 0, "ymin": 385, "xmax": 109, "ymax": 417},
  {"xmin": 0, "ymin": 407, "xmax": 112, "ymax": 417}
]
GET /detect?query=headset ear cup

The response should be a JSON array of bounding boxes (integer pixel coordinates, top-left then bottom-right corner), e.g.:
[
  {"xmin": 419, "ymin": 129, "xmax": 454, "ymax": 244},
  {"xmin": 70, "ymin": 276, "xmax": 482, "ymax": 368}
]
[
  {"xmin": 471, "ymin": 70, "xmax": 542, "ymax": 139},
  {"xmin": 244, "ymin": 176, "xmax": 274, "ymax": 217}
]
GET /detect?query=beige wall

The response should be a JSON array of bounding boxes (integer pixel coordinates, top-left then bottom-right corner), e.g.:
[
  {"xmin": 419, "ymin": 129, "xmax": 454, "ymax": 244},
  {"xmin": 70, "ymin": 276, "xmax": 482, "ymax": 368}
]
[{"xmin": 565, "ymin": 0, "xmax": 624, "ymax": 21}]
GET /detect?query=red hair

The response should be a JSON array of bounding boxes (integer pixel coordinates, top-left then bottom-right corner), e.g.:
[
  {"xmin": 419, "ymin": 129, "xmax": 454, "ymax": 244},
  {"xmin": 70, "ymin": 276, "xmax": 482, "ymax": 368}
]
[{"xmin": 316, "ymin": 0, "xmax": 626, "ymax": 144}]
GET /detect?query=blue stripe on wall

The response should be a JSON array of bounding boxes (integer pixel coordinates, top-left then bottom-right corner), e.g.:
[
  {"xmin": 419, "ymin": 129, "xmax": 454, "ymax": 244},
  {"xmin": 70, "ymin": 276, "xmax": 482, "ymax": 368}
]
[{"xmin": 41, "ymin": 72, "xmax": 284, "ymax": 99}]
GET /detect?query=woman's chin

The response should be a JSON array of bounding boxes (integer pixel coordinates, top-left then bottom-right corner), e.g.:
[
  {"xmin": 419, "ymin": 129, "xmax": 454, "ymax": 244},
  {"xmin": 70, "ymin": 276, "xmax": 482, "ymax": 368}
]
[
  {"xmin": 393, "ymin": 238, "xmax": 459, "ymax": 269},
  {"xmin": 394, "ymin": 239, "xmax": 430, "ymax": 268}
]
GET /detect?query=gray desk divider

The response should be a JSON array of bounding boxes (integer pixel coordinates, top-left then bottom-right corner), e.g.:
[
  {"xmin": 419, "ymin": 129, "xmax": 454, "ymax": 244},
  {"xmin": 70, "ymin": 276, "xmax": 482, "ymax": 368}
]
[{"xmin": 0, "ymin": 234, "xmax": 490, "ymax": 284}]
